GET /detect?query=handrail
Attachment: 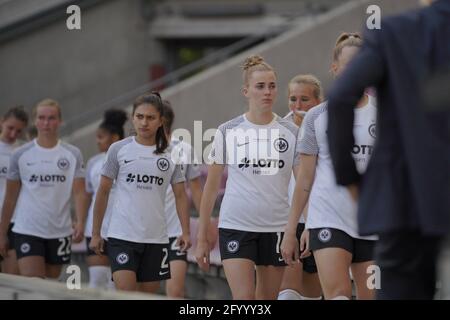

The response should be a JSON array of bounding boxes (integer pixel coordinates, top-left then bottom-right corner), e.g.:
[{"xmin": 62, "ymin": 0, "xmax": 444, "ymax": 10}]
[
  {"xmin": 60, "ymin": 33, "xmax": 274, "ymax": 136},
  {"xmin": 0, "ymin": 273, "xmax": 167, "ymax": 300},
  {"xmin": 0, "ymin": 0, "xmax": 106, "ymax": 44}
]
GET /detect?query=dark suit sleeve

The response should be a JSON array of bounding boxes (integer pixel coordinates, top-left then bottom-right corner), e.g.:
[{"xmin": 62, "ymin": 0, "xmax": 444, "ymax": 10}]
[{"xmin": 327, "ymin": 29, "xmax": 385, "ymax": 186}]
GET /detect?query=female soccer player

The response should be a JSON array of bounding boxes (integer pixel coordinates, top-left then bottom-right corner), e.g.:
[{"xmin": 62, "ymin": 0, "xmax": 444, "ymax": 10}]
[
  {"xmin": 0, "ymin": 99, "xmax": 86, "ymax": 279},
  {"xmin": 162, "ymin": 100, "xmax": 203, "ymax": 298},
  {"xmin": 196, "ymin": 55, "xmax": 300, "ymax": 300},
  {"xmin": 281, "ymin": 33, "xmax": 378, "ymax": 300},
  {"xmin": 89, "ymin": 92, "xmax": 191, "ymax": 293},
  {"xmin": 0, "ymin": 106, "xmax": 28, "ymax": 274},
  {"xmin": 84, "ymin": 109, "xmax": 127, "ymax": 289},
  {"xmin": 278, "ymin": 74, "xmax": 323, "ymax": 300}
]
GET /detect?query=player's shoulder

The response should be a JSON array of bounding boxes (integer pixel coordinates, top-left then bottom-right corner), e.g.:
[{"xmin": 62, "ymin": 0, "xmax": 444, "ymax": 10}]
[
  {"xmin": 275, "ymin": 114, "xmax": 299, "ymax": 138},
  {"xmin": 304, "ymin": 101, "xmax": 328, "ymax": 123},
  {"xmin": 60, "ymin": 141, "xmax": 82, "ymax": 156},
  {"xmin": 217, "ymin": 114, "xmax": 246, "ymax": 132},
  {"xmin": 109, "ymin": 137, "xmax": 134, "ymax": 153},
  {"xmin": 11, "ymin": 140, "xmax": 35, "ymax": 159}
]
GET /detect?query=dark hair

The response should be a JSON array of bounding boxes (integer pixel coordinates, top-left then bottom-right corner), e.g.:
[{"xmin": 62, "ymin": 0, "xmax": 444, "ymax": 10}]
[
  {"xmin": 132, "ymin": 92, "xmax": 168, "ymax": 154},
  {"xmin": 162, "ymin": 100, "xmax": 175, "ymax": 134},
  {"xmin": 99, "ymin": 109, "xmax": 127, "ymax": 139},
  {"xmin": 3, "ymin": 106, "xmax": 29, "ymax": 125}
]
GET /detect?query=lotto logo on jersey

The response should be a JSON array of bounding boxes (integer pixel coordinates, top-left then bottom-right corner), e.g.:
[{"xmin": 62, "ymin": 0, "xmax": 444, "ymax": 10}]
[
  {"xmin": 29, "ymin": 174, "xmax": 66, "ymax": 183},
  {"xmin": 238, "ymin": 158, "xmax": 285, "ymax": 169},
  {"xmin": 126, "ymin": 173, "xmax": 164, "ymax": 187},
  {"xmin": 238, "ymin": 157, "xmax": 285, "ymax": 176},
  {"xmin": 351, "ymin": 144, "xmax": 374, "ymax": 155}
]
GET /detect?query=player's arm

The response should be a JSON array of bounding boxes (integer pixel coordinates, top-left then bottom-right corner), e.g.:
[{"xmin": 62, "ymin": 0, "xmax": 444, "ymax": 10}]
[
  {"xmin": 196, "ymin": 163, "xmax": 224, "ymax": 271},
  {"xmin": 281, "ymin": 154, "xmax": 317, "ymax": 265},
  {"xmin": 89, "ymin": 176, "xmax": 113, "ymax": 255},
  {"xmin": 188, "ymin": 177, "xmax": 202, "ymax": 213},
  {"xmin": 72, "ymin": 177, "xmax": 89, "ymax": 243},
  {"xmin": 0, "ymin": 180, "xmax": 21, "ymax": 257},
  {"xmin": 172, "ymin": 182, "xmax": 192, "ymax": 252}
]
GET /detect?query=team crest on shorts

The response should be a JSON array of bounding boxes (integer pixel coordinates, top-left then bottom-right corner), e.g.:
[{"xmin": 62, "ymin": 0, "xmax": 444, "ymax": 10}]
[
  {"xmin": 227, "ymin": 240, "xmax": 239, "ymax": 253},
  {"xmin": 20, "ymin": 243, "xmax": 31, "ymax": 253},
  {"xmin": 157, "ymin": 158, "xmax": 170, "ymax": 172},
  {"xmin": 57, "ymin": 157, "xmax": 70, "ymax": 171},
  {"xmin": 274, "ymin": 138, "xmax": 289, "ymax": 153},
  {"xmin": 116, "ymin": 252, "xmax": 129, "ymax": 265},
  {"xmin": 318, "ymin": 228, "xmax": 332, "ymax": 243}
]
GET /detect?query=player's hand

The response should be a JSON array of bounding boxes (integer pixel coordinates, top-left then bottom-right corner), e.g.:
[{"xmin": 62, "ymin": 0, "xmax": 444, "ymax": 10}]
[
  {"xmin": 0, "ymin": 233, "xmax": 9, "ymax": 258},
  {"xmin": 281, "ymin": 231, "xmax": 299, "ymax": 266},
  {"xmin": 89, "ymin": 234, "xmax": 104, "ymax": 256},
  {"xmin": 195, "ymin": 238, "xmax": 210, "ymax": 272},
  {"xmin": 177, "ymin": 233, "xmax": 191, "ymax": 252},
  {"xmin": 299, "ymin": 229, "xmax": 311, "ymax": 259},
  {"xmin": 72, "ymin": 222, "xmax": 84, "ymax": 243}
]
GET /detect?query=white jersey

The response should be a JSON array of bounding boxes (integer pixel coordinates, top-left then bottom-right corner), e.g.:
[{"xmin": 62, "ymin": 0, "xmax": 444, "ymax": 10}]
[
  {"xmin": 84, "ymin": 153, "xmax": 115, "ymax": 238},
  {"xmin": 8, "ymin": 140, "xmax": 85, "ymax": 239},
  {"xmin": 0, "ymin": 141, "xmax": 14, "ymax": 221},
  {"xmin": 102, "ymin": 136, "xmax": 185, "ymax": 244},
  {"xmin": 283, "ymin": 112, "xmax": 306, "ymax": 224},
  {"xmin": 165, "ymin": 138, "xmax": 201, "ymax": 238},
  {"xmin": 209, "ymin": 113, "xmax": 300, "ymax": 232},
  {"xmin": 298, "ymin": 96, "xmax": 377, "ymax": 240}
]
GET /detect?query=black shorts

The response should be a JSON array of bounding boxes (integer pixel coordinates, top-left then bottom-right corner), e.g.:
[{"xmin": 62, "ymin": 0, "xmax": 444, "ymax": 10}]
[
  {"xmin": 297, "ymin": 223, "xmax": 318, "ymax": 274},
  {"xmin": 107, "ymin": 238, "xmax": 171, "ymax": 282},
  {"xmin": 168, "ymin": 237, "xmax": 187, "ymax": 262},
  {"xmin": 7, "ymin": 223, "xmax": 15, "ymax": 250},
  {"xmin": 0, "ymin": 223, "xmax": 15, "ymax": 263},
  {"xmin": 309, "ymin": 228, "xmax": 375, "ymax": 263},
  {"xmin": 13, "ymin": 232, "xmax": 72, "ymax": 265},
  {"xmin": 85, "ymin": 237, "xmax": 108, "ymax": 256},
  {"xmin": 219, "ymin": 228, "xmax": 286, "ymax": 266}
]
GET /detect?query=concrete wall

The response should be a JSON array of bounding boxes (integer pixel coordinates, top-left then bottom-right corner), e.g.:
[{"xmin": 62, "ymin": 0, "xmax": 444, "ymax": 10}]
[
  {"xmin": 67, "ymin": 0, "xmax": 418, "ymax": 160},
  {"xmin": 0, "ymin": 0, "xmax": 164, "ymax": 124}
]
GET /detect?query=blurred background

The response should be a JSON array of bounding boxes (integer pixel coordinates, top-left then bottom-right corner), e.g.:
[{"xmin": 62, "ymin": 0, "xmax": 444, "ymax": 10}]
[
  {"xmin": 0, "ymin": 0, "xmax": 420, "ymax": 158},
  {"xmin": 2, "ymin": 0, "xmax": 435, "ymax": 300}
]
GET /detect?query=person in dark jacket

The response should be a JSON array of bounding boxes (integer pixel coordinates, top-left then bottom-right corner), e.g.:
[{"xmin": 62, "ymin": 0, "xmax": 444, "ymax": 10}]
[{"xmin": 327, "ymin": 0, "xmax": 450, "ymax": 299}]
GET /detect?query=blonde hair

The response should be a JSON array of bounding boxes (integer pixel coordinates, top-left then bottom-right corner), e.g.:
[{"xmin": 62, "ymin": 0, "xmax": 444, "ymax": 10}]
[
  {"xmin": 241, "ymin": 54, "xmax": 275, "ymax": 86},
  {"xmin": 288, "ymin": 74, "xmax": 323, "ymax": 101},
  {"xmin": 332, "ymin": 32, "xmax": 362, "ymax": 62},
  {"xmin": 32, "ymin": 98, "xmax": 62, "ymax": 119}
]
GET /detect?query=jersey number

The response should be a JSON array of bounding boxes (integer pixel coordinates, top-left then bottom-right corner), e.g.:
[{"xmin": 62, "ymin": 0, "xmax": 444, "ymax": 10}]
[
  {"xmin": 275, "ymin": 232, "xmax": 282, "ymax": 254},
  {"xmin": 161, "ymin": 248, "xmax": 169, "ymax": 269},
  {"xmin": 57, "ymin": 237, "xmax": 72, "ymax": 256}
]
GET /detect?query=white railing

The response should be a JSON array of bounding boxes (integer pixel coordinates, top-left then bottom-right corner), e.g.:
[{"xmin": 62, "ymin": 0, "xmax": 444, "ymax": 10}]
[{"xmin": 0, "ymin": 273, "xmax": 168, "ymax": 300}]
